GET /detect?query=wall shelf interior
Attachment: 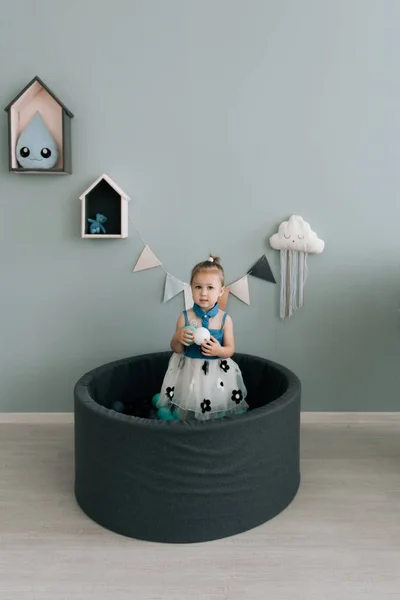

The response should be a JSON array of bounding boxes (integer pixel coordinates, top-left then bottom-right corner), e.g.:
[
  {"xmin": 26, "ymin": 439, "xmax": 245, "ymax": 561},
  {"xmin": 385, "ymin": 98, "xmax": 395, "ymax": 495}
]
[{"xmin": 4, "ymin": 76, "xmax": 73, "ymax": 174}]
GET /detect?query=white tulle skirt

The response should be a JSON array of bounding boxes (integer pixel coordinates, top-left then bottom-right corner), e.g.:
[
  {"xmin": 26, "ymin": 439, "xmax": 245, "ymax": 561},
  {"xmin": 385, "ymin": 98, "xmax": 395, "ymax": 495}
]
[{"xmin": 160, "ymin": 353, "xmax": 248, "ymax": 421}]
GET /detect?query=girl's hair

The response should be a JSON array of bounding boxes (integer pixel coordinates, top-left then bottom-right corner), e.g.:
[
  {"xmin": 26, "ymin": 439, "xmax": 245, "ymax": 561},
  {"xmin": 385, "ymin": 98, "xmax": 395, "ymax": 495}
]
[{"xmin": 190, "ymin": 255, "xmax": 225, "ymax": 285}]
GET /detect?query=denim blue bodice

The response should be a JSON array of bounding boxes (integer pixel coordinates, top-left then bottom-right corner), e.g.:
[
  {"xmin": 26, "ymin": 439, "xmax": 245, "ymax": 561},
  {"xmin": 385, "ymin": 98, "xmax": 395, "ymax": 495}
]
[{"xmin": 183, "ymin": 305, "xmax": 227, "ymax": 360}]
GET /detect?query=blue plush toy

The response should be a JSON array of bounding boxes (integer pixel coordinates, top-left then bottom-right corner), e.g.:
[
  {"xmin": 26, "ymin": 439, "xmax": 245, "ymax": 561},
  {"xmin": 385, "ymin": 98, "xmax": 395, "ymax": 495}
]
[
  {"xmin": 152, "ymin": 393, "xmax": 179, "ymax": 420},
  {"xmin": 88, "ymin": 213, "xmax": 107, "ymax": 234}
]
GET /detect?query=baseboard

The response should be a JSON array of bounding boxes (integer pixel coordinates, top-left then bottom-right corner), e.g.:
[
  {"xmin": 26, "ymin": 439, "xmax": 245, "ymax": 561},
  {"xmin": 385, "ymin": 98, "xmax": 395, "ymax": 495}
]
[
  {"xmin": 0, "ymin": 413, "xmax": 74, "ymax": 423},
  {"xmin": 301, "ymin": 412, "xmax": 400, "ymax": 424},
  {"xmin": 0, "ymin": 412, "xmax": 399, "ymax": 424}
]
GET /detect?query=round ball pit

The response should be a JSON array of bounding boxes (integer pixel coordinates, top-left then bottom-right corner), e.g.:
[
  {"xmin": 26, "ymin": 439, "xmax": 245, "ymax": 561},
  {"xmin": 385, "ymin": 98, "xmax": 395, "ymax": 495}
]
[{"xmin": 74, "ymin": 352, "xmax": 301, "ymax": 543}]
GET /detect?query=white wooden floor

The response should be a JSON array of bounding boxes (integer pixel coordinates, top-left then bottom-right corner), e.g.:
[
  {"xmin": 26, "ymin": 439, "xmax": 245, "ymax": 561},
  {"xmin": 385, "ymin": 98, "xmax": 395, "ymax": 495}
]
[{"xmin": 0, "ymin": 413, "xmax": 399, "ymax": 600}]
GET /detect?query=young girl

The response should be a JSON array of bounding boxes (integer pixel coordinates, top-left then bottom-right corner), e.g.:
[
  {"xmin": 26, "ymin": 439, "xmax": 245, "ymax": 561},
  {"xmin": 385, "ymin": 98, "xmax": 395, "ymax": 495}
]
[{"xmin": 160, "ymin": 256, "xmax": 248, "ymax": 420}]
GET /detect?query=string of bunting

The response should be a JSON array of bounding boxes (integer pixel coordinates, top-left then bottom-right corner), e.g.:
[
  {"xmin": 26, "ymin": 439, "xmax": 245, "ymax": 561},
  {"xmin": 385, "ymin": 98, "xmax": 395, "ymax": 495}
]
[{"xmin": 128, "ymin": 214, "xmax": 276, "ymax": 310}]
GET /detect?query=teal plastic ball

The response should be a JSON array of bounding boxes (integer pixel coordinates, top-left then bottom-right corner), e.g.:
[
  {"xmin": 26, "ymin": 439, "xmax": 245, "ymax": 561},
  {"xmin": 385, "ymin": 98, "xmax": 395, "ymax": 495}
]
[
  {"xmin": 151, "ymin": 393, "xmax": 161, "ymax": 407},
  {"xmin": 157, "ymin": 407, "xmax": 175, "ymax": 420},
  {"xmin": 183, "ymin": 325, "xmax": 196, "ymax": 345}
]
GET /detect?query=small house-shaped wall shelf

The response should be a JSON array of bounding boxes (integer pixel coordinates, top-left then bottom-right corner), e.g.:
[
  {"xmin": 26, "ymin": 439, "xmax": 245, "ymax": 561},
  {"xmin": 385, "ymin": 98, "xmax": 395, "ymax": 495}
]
[
  {"xmin": 4, "ymin": 76, "xmax": 74, "ymax": 174},
  {"xmin": 80, "ymin": 174, "xmax": 130, "ymax": 239}
]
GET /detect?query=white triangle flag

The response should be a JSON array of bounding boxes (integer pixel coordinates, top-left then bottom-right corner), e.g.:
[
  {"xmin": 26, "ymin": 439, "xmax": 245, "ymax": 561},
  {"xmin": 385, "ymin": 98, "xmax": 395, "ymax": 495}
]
[
  {"xmin": 164, "ymin": 274, "xmax": 185, "ymax": 303},
  {"xmin": 133, "ymin": 245, "xmax": 162, "ymax": 272},
  {"xmin": 229, "ymin": 275, "xmax": 250, "ymax": 305},
  {"xmin": 183, "ymin": 284, "xmax": 194, "ymax": 310}
]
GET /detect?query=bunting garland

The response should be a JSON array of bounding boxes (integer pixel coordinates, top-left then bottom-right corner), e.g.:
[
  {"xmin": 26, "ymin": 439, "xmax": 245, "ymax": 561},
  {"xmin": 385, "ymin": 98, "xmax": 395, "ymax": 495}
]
[
  {"xmin": 218, "ymin": 286, "xmax": 231, "ymax": 311},
  {"xmin": 248, "ymin": 255, "xmax": 276, "ymax": 284},
  {"xmin": 129, "ymin": 214, "xmax": 275, "ymax": 309},
  {"xmin": 183, "ymin": 284, "xmax": 194, "ymax": 310},
  {"xmin": 230, "ymin": 276, "xmax": 251, "ymax": 305},
  {"xmin": 163, "ymin": 274, "xmax": 186, "ymax": 303},
  {"xmin": 133, "ymin": 245, "xmax": 162, "ymax": 272}
]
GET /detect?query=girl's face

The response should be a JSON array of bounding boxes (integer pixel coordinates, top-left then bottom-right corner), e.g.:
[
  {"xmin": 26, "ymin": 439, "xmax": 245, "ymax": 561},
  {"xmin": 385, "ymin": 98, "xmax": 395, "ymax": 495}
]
[{"xmin": 191, "ymin": 270, "xmax": 224, "ymax": 312}]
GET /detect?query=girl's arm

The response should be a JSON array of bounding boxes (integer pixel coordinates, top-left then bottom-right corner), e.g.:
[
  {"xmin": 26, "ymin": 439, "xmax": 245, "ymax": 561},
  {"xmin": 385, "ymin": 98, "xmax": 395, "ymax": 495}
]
[
  {"xmin": 170, "ymin": 313, "xmax": 187, "ymax": 353},
  {"xmin": 219, "ymin": 314, "xmax": 235, "ymax": 359}
]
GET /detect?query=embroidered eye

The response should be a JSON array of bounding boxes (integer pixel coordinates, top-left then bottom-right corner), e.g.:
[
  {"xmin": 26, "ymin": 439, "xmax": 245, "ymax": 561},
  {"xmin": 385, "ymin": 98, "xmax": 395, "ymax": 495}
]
[
  {"xmin": 41, "ymin": 148, "xmax": 51, "ymax": 158},
  {"xmin": 20, "ymin": 147, "xmax": 30, "ymax": 158},
  {"xmin": 298, "ymin": 234, "xmax": 304, "ymax": 240},
  {"xmin": 284, "ymin": 234, "xmax": 290, "ymax": 239}
]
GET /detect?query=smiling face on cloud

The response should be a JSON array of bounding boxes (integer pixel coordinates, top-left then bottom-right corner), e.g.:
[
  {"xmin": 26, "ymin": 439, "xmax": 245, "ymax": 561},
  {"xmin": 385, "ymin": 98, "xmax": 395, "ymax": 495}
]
[
  {"xmin": 16, "ymin": 111, "xmax": 59, "ymax": 169},
  {"xmin": 269, "ymin": 215, "xmax": 324, "ymax": 254}
]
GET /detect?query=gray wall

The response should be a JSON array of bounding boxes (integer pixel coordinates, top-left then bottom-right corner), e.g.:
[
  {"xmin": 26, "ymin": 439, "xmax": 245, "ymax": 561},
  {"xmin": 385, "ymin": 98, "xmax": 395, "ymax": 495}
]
[{"xmin": 0, "ymin": 0, "xmax": 399, "ymax": 412}]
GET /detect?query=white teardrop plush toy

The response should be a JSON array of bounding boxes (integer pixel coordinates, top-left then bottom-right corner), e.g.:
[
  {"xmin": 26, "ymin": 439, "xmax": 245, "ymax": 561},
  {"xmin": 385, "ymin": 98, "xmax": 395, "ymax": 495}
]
[
  {"xmin": 193, "ymin": 327, "xmax": 211, "ymax": 345},
  {"xmin": 16, "ymin": 111, "xmax": 59, "ymax": 169}
]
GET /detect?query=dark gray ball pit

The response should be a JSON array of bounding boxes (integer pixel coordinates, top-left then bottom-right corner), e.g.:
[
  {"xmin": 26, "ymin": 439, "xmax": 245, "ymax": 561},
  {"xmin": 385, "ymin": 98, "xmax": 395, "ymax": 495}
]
[{"xmin": 74, "ymin": 352, "xmax": 301, "ymax": 543}]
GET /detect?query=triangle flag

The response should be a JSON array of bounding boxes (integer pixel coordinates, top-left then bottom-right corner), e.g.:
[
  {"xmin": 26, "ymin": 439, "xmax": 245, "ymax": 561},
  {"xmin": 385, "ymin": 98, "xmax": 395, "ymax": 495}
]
[
  {"xmin": 133, "ymin": 245, "xmax": 162, "ymax": 272},
  {"xmin": 218, "ymin": 286, "xmax": 231, "ymax": 311},
  {"xmin": 248, "ymin": 255, "xmax": 276, "ymax": 284},
  {"xmin": 163, "ymin": 274, "xmax": 185, "ymax": 303},
  {"xmin": 229, "ymin": 276, "xmax": 250, "ymax": 305},
  {"xmin": 183, "ymin": 284, "xmax": 194, "ymax": 310}
]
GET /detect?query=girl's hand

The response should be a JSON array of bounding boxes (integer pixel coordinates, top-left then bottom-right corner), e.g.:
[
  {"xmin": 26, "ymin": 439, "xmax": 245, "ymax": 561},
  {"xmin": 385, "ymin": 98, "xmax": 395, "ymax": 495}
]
[
  {"xmin": 201, "ymin": 336, "xmax": 222, "ymax": 357},
  {"xmin": 175, "ymin": 328, "xmax": 194, "ymax": 347}
]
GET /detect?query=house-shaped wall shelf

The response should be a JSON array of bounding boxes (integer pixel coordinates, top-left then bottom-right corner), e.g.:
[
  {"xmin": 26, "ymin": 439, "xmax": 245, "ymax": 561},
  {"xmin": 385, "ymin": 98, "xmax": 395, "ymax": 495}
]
[
  {"xmin": 80, "ymin": 174, "xmax": 130, "ymax": 239},
  {"xmin": 4, "ymin": 76, "xmax": 74, "ymax": 174}
]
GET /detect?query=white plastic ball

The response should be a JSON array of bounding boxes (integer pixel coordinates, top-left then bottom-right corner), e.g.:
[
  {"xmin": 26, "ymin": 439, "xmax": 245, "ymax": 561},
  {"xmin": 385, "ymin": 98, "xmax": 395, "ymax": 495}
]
[{"xmin": 194, "ymin": 327, "xmax": 211, "ymax": 345}]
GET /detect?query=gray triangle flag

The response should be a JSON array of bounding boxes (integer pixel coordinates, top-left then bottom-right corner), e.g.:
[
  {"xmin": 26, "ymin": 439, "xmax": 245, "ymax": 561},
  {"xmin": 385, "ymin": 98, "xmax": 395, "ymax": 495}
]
[
  {"xmin": 163, "ymin": 274, "xmax": 185, "ymax": 303},
  {"xmin": 248, "ymin": 255, "xmax": 276, "ymax": 284}
]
